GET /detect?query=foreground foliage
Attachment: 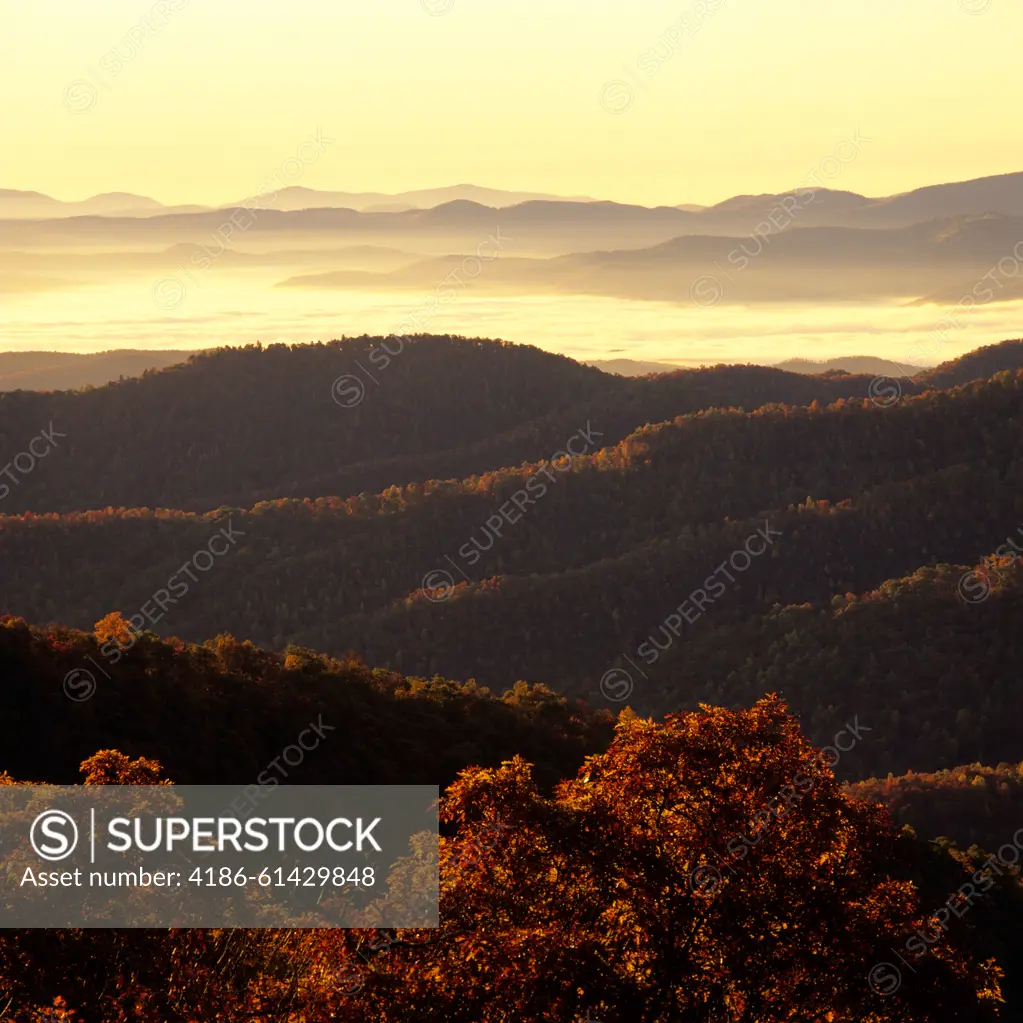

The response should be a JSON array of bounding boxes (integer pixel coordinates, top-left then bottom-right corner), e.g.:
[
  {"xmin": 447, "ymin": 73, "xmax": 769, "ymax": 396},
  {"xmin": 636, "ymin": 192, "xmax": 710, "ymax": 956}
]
[
  {"xmin": 0, "ymin": 613, "xmax": 611, "ymax": 790},
  {"xmin": 0, "ymin": 700, "xmax": 1010, "ymax": 1021}
]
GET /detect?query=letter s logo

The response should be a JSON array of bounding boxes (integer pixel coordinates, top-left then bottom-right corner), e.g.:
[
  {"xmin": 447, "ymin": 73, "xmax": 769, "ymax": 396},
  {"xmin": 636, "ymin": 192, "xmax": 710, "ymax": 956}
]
[{"xmin": 30, "ymin": 810, "xmax": 79, "ymax": 861}]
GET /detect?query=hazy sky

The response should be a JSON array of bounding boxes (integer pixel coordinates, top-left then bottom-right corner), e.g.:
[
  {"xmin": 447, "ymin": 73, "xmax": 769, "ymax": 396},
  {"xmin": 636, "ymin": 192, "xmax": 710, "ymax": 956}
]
[{"xmin": 3, "ymin": 0, "xmax": 1019, "ymax": 207}]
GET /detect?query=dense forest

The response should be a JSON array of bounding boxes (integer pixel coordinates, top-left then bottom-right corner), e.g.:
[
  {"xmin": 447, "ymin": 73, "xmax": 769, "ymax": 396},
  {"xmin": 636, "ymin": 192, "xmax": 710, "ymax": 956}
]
[
  {"xmin": 849, "ymin": 762, "xmax": 1023, "ymax": 852},
  {"xmin": 5, "ymin": 356, "xmax": 1023, "ymax": 633},
  {"xmin": 1, "ymin": 334, "xmax": 1019, "ymax": 514},
  {"xmin": 0, "ymin": 614, "xmax": 611, "ymax": 791},
  {"xmin": 4, "ymin": 352, "xmax": 1023, "ymax": 785},
  {"xmin": 4, "ymin": 334, "xmax": 1023, "ymax": 1018}
]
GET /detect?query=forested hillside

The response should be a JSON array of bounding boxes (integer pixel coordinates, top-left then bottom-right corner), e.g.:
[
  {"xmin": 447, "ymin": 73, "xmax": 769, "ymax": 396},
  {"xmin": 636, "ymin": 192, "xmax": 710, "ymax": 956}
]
[
  {"xmin": 0, "ymin": 613, "xmax": 611, "ymax": 790},
  {"xmin": 5, "ymin": 335, "xmax": 1023, "ymax": 1019},
  {"xmin": 5, "ymin": 334, "xmax": 1019, "ymax": 514},
  {"xmin": 849, "ymin": 762, "xmax": 1023, "ymax": 851},
  {"xmin": 3, "ymin": 365, "xmax": 1023, "ymax": 783},
  {"xmin": 919, "ymin": 338, "xmax": 1023, "ymax": 389},
  {"xmin": 4, "ymin": 360, "xmax": 1023, "ymax": 622}
]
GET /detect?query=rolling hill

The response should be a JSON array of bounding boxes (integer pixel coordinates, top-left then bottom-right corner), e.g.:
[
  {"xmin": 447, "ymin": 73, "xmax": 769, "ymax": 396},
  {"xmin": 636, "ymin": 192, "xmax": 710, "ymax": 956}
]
[
  {"xmin": 0, "ymin": 349, "xmax": 194, "ymax": 392},
  {"xmin": 3, "ymin": 331, "xmax": 1023, "ymax": 1020},
  {"xmin": 225, "ymin": 184, "xmax": 602, "ymax": 212},
  {"xmin": 0, "ymin": 189, "xmax": 207, "ymax": 219},
  {"xmin": 0, "ymin": 335, "xmax": 921, "ymax": 513},
  {"xmin": 276, "ymin": 214, "xmax": 1023, "ymax": 305},
  {"xmin": 3, "ymin": 342, "xmax": 1023, "ymax": 789}
]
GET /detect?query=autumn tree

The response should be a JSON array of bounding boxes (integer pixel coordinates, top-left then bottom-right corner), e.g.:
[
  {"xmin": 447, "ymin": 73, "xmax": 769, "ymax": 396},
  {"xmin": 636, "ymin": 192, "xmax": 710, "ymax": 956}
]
[
  {"xmin": 93, "ymin": 611, "xmax": 140, "ymax": 648},
  {"xmin": 79, "ymin": 750, "xmax": 170, "ymax": 786},
  {"xmin": 335, "ymin": 697, "xmax": 1001, "ymax": 1022}
]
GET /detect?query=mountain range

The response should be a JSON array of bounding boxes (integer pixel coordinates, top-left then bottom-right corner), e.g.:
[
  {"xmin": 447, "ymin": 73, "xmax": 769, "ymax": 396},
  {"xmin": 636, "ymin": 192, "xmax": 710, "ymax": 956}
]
[
  {"xmin": 0, "ymin": 184, "xmax": 598, "ymax": 220},
  {"xmin": 0, "ymin": 189, "xmax": 207, "ymax": 220},
  {"xmin": 276, "ymin": 213, "xmax": 1023, "ymax": 303},
  {"xmin": 5, "ymin": 333, "xmax": 1023, "ymax": 1018},
  {"xmin": 5, "ymin": 171, "xmax": 1023, "ymax": 311},
  {"xmin": 8, "ymin": 169, "xmax": 1023, "ymax": 224},
  {"xmin": 0, "ymin": 349, "xmax": 934, "ymax": 392},
  {"xmin": 2, "ymin": 338, "xmax": 1022, "ymax": 774},
  {"xmin": 5, "ymin": 170, "xmax": 1023, "ymax": 318}
]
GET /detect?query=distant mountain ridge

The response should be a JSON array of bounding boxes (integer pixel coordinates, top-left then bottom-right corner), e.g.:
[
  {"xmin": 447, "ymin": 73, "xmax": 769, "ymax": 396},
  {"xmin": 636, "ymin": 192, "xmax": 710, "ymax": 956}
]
[
  {"xmin": 0, "ymin": 350, "xmax": 195, "ymax": 392},
  {"xmin": 690, "ymin": 171, "xmax": 1023, "ymax": 230},
  {"xmin": 275, "ymin": 212, "xmax": 1023, "ymax": 304},
  {"xmin": 0, "ymin": 185, "xmax": 601, "ymax": 221},
  {"xmin": 0, "ymin": 189, "xmax": 207, "ymax": 219},
  {"xmin": 586, "ymin": 358, "xmax": 685, "ymax": 376},
  {"xmin": 226, "ymin": 184, "xmax": 602, "ymax": 212},
  {"xmin": 6, "ymin": 169, "xmax": 1023, "ymax": 223},
  {"xmin": 0, "ymin": 338, "xmax": 1006, "ymax": 395},
  {"xmin": 774, "ymin": 357, "xmax": 932, "ymax": 377}
]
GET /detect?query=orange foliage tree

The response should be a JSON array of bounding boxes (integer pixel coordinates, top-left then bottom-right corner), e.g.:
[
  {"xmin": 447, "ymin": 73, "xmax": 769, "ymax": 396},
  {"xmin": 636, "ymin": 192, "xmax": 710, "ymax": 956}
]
[
  {"xmin": 332, "ymin": 697, "xmax": 1001, "ymax": 1021},
  {"xmin": 79, "ymin": 750, "xmax": 170, "ymax": 786}
]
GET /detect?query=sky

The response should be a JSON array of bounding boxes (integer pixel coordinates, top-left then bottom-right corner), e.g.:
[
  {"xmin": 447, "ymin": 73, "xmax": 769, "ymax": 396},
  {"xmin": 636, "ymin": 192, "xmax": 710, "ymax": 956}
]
[{"xmin": 1, "ymin": 0, "xmax": 1019, "ymax": 208}]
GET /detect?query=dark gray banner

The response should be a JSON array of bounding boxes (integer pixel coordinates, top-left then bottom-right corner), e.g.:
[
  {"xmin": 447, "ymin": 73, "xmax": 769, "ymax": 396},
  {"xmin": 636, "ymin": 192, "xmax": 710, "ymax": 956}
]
[{"xmin": 0, "ymin": 785, "xmax": 438, "ymax": 928}]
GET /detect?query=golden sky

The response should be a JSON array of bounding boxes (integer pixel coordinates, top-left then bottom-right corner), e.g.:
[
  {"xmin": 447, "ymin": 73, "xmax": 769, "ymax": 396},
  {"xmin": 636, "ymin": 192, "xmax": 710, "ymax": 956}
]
[{"xmin": 2, "ymin": 0, "xmax": 1019, "ymax": 207}]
